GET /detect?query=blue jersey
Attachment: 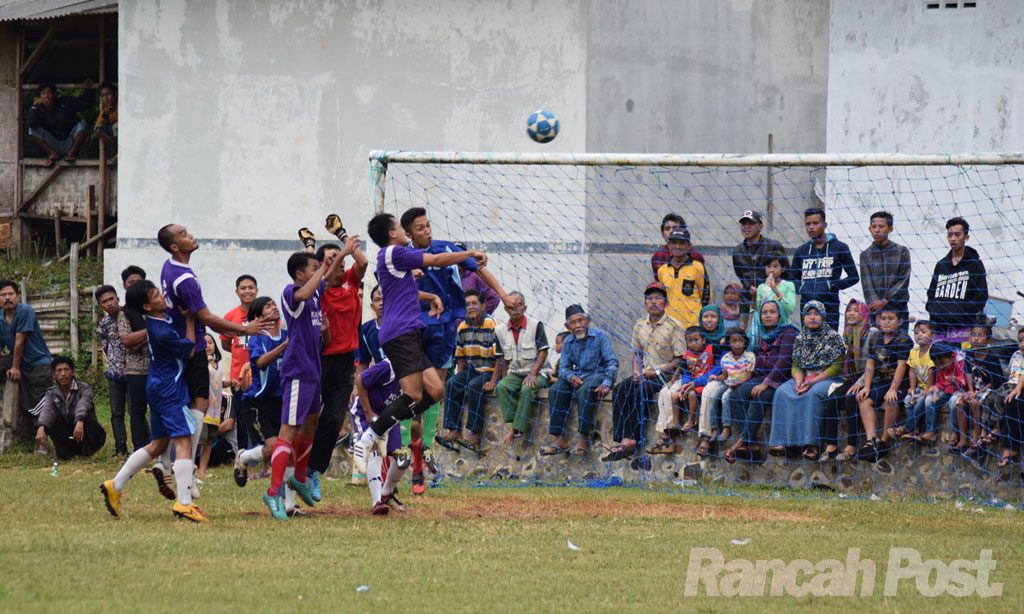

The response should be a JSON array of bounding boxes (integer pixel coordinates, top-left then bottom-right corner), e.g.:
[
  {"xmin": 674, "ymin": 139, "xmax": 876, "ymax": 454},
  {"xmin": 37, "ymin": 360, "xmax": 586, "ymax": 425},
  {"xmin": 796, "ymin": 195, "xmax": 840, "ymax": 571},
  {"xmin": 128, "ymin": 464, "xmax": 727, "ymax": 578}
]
[
  {"xmin": 416, "ymin": 239, "xmax": 477, "ymax": 325},
  {"xmin": 280, "ymin": 280, "xmax": 325, "ymax": 381},
  {"xmin": 144, "ymin": 315, "xmax": 193, "ymax": 414},
  {"xmin": 244, "ymin": 329, "xmax": 288, "ymax": 399},
  {"xmin": 356, "ymin": 319, "xmax": 385, "ymax": 365}
]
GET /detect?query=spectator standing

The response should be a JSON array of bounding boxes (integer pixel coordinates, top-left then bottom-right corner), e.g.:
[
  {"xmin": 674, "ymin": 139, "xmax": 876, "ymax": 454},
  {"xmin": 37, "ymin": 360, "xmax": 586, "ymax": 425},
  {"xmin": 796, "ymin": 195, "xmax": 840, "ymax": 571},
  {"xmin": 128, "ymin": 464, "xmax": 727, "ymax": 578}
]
[
  {"xmin": 25, "ymin": 81, "xmax": 95, "ymax": 165},
  {"xmin": 657, "ymin": 228, "xmax": 712, "ymax": 328},
  {"xmin": 0, "ymin": 279, "xmax": 53, "ymax": 444},
  {"xmin": 220, "ymin": 274, "xmax": 258, "ymax": 450},
  {"xmin": 859, "ymin": 211, "xmax": 911, "ymax": 328},
  {"xmin": 650, "ymin": 214, "xmax": 705, "ymax": 277},
  {"xmin": 95, "ymin": 285, "xmax": 131, "ymax": 455},
  {"xmin": 791, "ymin": 208, "xmax": 860, "ymax": 330},
  {"xmin": 34, "ymin": 357, "xmax": 106, "ymax": 459},
  {"xmin": 116, "ymin": 266, "xmax": 152, "ymax": 454},
  {"xmin": 925, "ymin": 217, "xmax": 988, "ymax": 346},
  {"xmin": 493, "ymin": 291, "xmax": 551, "ymax": 445},
  {"xmin": 731, "ymin": 210, "xmax": 785, "ymax": 328}
]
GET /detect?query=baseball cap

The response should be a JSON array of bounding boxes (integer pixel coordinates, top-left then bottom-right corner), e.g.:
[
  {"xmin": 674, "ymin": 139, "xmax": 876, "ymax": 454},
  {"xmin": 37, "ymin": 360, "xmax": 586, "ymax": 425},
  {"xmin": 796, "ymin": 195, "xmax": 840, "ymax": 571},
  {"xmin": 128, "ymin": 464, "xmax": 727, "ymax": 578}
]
[
  {"xmin": 739, "ymin": 210, "xmax": 763, "ymax": 224},
  {"xmin": 667, "ymin": 228, "xmax": 691, "ymax": 242},
  {"xmin": 644, "ymin": 282, "xmax": 668, "ymax": 298}
]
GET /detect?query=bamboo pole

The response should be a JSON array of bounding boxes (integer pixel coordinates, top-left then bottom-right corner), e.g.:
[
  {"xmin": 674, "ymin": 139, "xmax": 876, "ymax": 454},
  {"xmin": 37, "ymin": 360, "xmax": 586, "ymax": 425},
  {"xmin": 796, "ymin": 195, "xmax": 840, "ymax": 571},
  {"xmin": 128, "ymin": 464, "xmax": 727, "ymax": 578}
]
[
  {"xmin": 86, "ymin": 185, "xmax": 95, "ymax": 257},
  {"xmin": 56, "ymin": 223, "xmax": 117, "ymax": 263},
  {"xmin": 69, "ymin": 243, "xmax": 79, "ymax": 356}
]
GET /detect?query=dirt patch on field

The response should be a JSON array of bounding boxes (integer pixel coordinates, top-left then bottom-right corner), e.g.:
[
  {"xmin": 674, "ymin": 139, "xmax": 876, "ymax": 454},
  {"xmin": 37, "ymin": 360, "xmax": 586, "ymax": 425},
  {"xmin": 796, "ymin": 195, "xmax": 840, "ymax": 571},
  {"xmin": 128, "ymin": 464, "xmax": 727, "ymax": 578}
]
[{"xmin": 308, "ymin": 495, "xmax": 815, "ymax": 523}]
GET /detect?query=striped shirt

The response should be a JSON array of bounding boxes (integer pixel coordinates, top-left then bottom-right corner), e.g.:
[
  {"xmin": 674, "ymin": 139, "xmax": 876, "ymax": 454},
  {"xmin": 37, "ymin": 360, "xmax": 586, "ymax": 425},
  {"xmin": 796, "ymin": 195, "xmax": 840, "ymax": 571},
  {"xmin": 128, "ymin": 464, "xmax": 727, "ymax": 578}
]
[{"xmin": 455, "ymin": 316, "xmax": 498, "ymax": 372}]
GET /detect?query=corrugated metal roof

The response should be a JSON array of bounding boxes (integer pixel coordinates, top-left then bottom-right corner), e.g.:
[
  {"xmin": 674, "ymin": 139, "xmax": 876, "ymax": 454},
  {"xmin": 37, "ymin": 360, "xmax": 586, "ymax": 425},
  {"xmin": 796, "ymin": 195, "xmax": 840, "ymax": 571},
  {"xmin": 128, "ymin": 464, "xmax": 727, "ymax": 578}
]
[{"xmin": 0, "ymin": 0, "xmax": 117, "ymax": 22}]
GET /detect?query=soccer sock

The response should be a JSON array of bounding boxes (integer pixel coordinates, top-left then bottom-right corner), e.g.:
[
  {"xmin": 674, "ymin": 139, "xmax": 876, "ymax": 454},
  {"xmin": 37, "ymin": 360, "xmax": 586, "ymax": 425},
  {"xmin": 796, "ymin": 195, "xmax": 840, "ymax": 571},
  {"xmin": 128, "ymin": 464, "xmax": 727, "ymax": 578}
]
[
  {"xmin": 173, "ymin": 459, "xmax": 194, "ymax": 506},
  {"xmin": 268, "ymin": 439, "xmax": 293, "ymax": 497},
  {"xmin": 411, "ymin": 438, "xmax": 424, "ymax": 475},
  {"xmin": 367, "ymin": 454, "xmax": 384, "ymax": 505},
  {"xmin": 157, "ymin": 447, "xmax": 172, "ymax": 470},
  {"xmin": 383, "ymin": 457, "xmax": 407, "ymax": 496},
  {"xmin": 284, "ymin": 466, "xmax": 296, "ymax": 511},
  {"xmin": 292, "ymin": 433, "xmax": 314, "ymax": 482},
  {"xmin": 113, "ymin": 448, "xmax": 155, "ymax": 492},
  {"xmin": 189, "ymin": 409, "xmax": 205, "ymax": 461},
  {"xmin": 370, "ymin": 393, "xmax": 435, "ymax": 437},
  {"xmin": 238, "ymin": 445, "xmax": 264, "ymax": 466}
]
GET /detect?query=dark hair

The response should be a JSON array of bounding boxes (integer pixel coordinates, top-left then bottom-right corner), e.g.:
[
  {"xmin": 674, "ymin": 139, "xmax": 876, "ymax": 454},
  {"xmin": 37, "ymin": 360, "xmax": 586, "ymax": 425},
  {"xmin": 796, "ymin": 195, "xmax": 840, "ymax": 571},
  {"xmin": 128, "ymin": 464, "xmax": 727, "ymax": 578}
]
[
  {"xmin": 399, "ymin": 207, "xmax": 427, "ymax": 232},
  {"xmin": 205, "ymin": 334, "xmax": 222, "ymax": 364},
  {"xmin": 368, "ymin": 213, "xmax": 396, "ymax": 248},
  {"xmin": 0, "ymin": 279, "xmax": 18, "ymax": 294},
  {"xmin": 125, "ymin": 280, "xmax": 156, "ymax": 313},
  {"xmin": 970, "ymin": 320, "xmax": 992, "ymax": 338},
  {"xmin": 913, "ymin": 320, "xmax": 934, "ymax": 333},
  {"xmin": 94, "ymin": 284, "xmax": 117, "ymax": 301},
  {"xmin": 1018, "ymin": 328, "xmax": 1024, "ymax": 340},
  {"xmin": 556, "ymin": 331, "xmax": 570, "ymax": 341},
  {"xmin": 946, "ymin": 216, "xmax": 970, "ymax": 234},
  {"xmin": 726, "ymin": 326, "xmax": 748, "ymax": 348},
  {"xmin": 38, "ymin": 82, "xmax": 56, "ymax": 96},
  {"xmin": 120, "ymin": 265, "xmax": 146, "ymax": 283},
  {"xmin": 314, "ymin": 243, "xmax": 341, "ymax": 263},
  {"xmin": 757, "ymin": 254, "xmax": 789, "ymax": 270},
  {"xmin": 286, "ymin": 252, "xmax": 316, "ymax": 280},
  {"xmin": 870, "ymin": 211, "xmax": 894, "ymax": 226},
  {"xmin": 235, "ymin": 275, "xmax": 257, "ymax": 288},
  {"xmin": 51, "ymin": 355, "xmax": 75, "ymax": 372},
  {"xmin": 157, "ymin": 224, "xmax": 176, "ymax": 253},
  {"xmin": 877, "ymin": 306, "xmax": 902, "ymax": 320},
  {"xmin": 661, "ymin": 213, "xmax": 686, "ymax": 230},
  {"xmin": 803, "ymin": 208, "xmax": 826, "ymax": 221},
  {"xmin": 247, "ymin": 296, "xmax": 274, "ymax": 322},
  {"xmin": 464, "ymin": 288, "xmax": 482, "ymax": 302},
  {"xmin": 685, "ymin": 325, "xmax": 708, "ymax": 341},
  {"xmin": 98, "ymin": 81, "xmax": 117, "ymax": 94},
  {"xmin": 370, "ymin": 285, "xmax": 381, "ymax": 300},
  {"xmin": 930, "ymin": 344, "xmax": 953, "ymax": 361}
]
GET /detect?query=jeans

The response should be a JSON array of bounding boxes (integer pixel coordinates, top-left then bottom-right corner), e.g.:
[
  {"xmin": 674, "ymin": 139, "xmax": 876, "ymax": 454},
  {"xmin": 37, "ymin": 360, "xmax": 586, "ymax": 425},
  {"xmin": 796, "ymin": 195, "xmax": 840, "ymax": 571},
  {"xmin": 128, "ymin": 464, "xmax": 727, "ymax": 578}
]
[
  {"xmin": 697, "ymin": 380, "xmax": 733, "ymax": 436},
  {"xmin": 728, "ymin": 377, "xmax": 778, "ymax": 445},
  {"xmin": 548, "ymin": 373, "xmax": 606, "ymax": 437},
  {"xmin": 611, "ymin": 377, "xmax": 663, "ymax": 444},
  {"xmin": 496, "ymin": 372, "xmax": 550, "ymax": 433},
  {"xmin": 310, "ymin": 351, "xmax": 355, "ymax": 474},
  {"xmin": 27, "ymin": 121, "xmax": 87, "ymax": 155},
  {"xmin": 125, "ymin": 374, "xmax": 152, "ymax": 451},
  {"xmin": 107, "ymin": 375, "xmax": 129, "ymax": 454},
  {"xmin": 443, "ymin": 367, "xmax": 492, "ymax": 434}
]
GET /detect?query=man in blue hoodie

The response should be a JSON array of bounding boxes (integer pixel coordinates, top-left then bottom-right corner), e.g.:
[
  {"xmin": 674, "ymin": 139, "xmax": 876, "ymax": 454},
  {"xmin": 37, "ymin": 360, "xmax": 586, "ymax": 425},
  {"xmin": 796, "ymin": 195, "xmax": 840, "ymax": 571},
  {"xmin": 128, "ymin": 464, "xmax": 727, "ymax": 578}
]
[{"xmin": 790, "ymin": 208, "xmax": 860, "ymax": 330}]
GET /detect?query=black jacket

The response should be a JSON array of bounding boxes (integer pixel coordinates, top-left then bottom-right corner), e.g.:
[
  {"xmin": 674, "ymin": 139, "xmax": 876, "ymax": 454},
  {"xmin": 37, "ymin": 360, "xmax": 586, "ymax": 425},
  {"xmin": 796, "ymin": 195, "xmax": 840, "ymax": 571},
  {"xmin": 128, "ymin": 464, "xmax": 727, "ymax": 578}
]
[
  {"xmin": 732, "ymin": 236, "xmax": 786, "ymax": 295},
  {"xmin": 25, "ymin": 90, "xmax": 95, "ymax": 140},
  {"xmin": 925, "ymin": 246, "xmax": 988, "ymax": 330}
]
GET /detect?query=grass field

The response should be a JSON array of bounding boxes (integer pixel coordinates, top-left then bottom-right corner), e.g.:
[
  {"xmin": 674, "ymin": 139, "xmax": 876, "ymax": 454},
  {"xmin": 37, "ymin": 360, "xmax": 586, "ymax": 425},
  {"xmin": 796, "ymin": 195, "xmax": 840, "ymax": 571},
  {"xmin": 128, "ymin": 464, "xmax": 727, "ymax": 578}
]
[{"xmin": 0, "ymin": 446, "xmax": 1021, "ymax": 613}]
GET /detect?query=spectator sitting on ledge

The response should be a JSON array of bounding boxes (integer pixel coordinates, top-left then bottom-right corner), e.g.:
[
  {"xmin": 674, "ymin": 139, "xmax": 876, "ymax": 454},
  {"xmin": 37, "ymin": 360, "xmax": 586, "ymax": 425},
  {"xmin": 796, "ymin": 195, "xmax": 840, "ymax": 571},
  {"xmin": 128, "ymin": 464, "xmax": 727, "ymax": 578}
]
[
  {"xmin": 25, "ymin": 80, "xmax": 96, "ymax": 166},
  {"xmin": 34, "ymin": 357, "xmax": 106, "ymax": 460}
]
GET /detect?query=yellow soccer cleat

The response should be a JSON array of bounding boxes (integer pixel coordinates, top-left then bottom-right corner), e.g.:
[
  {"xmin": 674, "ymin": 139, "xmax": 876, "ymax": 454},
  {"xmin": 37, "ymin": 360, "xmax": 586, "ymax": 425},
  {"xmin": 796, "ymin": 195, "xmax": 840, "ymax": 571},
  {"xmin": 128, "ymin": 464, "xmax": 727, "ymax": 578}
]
[
  {"xmin": 172, "ymin": 502, "xmax": 209, "ymax": 523},
  {"xmin": 100, "ymin": 480, "xmax": 122, "ymax": 518}
]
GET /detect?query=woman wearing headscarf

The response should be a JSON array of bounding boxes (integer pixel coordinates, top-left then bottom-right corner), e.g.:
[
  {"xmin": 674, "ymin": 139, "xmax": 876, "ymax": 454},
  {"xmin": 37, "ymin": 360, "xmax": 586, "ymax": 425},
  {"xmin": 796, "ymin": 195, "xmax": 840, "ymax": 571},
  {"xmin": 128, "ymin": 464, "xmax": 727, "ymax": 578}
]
[
  {"xmin": 724, "ymin": 300, "xmax": 799, "ymax": 463},
  {"xmin": 821, "ymin": 299, "xmax": 872, "ymax": 461},
  {"xmin": 698, "ymin": 304, "xmax": 727, "ymax": 359},
  {"xmin": 767, "ymin": 301, "xmax": 847, "ymax": 460}
]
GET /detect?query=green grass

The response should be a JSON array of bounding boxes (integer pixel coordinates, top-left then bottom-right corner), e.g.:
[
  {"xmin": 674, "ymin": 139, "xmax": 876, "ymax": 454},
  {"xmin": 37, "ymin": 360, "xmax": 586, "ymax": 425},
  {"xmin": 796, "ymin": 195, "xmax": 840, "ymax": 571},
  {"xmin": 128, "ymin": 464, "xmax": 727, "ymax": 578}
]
[{"xmin": 0, "ymin": 444, "xmax": 1021, "ymax": 612}]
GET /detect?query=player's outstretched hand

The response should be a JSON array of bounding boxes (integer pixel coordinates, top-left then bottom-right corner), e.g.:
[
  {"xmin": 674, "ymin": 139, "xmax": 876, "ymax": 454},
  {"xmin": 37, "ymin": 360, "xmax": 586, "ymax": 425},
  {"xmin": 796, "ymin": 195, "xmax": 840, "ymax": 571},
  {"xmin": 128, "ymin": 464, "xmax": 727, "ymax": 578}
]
[
  {"xmin": 298, "ymin": 227, "xmax": 316, "ymax": 249},
  {"xmin": 341, "ymin": 234, "xmax": 361, "ymax": 256},
  {"xmin": 246, "ymin": 316, "xmax": 275, "ymax": 334}
]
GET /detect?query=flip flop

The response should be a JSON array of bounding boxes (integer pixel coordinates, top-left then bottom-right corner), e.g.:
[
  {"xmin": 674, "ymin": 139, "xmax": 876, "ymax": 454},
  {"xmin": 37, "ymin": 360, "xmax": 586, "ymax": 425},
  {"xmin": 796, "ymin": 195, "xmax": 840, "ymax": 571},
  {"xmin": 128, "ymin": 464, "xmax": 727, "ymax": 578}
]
[
  {"xmin": 433, "ymin": 434, "xmax": 460, "ymax": 452},
  {"xmin": 539, "ymin": 445, "xmax": 570, "ymax": 456},
  {"xmin": 601, "ymin": 446, "xmax": 632, "ymax": 462},
  {"xmin": 454, "ymin": 438, "xmax": 482, "ymax": 455}
]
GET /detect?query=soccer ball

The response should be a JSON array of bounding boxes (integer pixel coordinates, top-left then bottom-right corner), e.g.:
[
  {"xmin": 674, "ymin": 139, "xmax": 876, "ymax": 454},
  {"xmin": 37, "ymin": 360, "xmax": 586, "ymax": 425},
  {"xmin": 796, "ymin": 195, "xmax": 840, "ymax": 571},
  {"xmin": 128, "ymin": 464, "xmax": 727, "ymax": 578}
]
[{"xmin": 527, "ymin": 108, "xmax": 559, "ymax": 143}]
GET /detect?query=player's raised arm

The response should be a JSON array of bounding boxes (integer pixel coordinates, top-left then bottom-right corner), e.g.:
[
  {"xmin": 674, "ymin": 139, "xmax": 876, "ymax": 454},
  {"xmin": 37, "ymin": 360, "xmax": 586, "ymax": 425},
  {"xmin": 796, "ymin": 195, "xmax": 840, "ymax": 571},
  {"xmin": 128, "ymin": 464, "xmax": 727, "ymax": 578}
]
[{"xmin": 421, "ymin": 249, "xmax": 484, "ymax": 268}]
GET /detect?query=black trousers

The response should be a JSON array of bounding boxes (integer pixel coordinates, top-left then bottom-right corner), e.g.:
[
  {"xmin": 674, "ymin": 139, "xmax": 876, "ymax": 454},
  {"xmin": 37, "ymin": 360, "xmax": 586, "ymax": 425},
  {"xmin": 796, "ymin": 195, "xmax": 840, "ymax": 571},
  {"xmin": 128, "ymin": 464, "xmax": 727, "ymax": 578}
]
[
  {"xmin": 821, "ymin": 381, "xmax": 862, "ymax": 448},
  {"xmin": 611, "ymin": 377, "xmax": 663, "ymax": 444},
  {"xmin": 125, "ymin": 374, "xmax": 152, "ymax": 451},
  {"xmin": 310, "ymin": 351, "xmax": 356, "ymax": 474},
  {"xmin": 46, "ymin": 415, "xmax": 106, "ymax": 460}
]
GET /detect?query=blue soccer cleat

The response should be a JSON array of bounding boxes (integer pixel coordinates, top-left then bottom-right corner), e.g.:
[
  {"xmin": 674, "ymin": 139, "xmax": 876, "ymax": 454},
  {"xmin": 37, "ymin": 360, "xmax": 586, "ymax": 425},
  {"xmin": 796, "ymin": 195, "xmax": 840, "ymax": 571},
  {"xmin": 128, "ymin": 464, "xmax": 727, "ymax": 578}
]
[{"xmin": 263, "ymin": 490, "xmax": 288, "ymax": 521}]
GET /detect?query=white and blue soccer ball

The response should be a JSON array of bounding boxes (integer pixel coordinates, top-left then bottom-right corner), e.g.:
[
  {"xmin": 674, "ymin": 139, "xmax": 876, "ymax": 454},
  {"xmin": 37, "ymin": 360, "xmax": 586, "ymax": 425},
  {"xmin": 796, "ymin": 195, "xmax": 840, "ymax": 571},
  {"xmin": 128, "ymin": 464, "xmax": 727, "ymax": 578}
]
[{"xmin": 527, "ymin": 108, "xmax": 559, "ymax": 143}]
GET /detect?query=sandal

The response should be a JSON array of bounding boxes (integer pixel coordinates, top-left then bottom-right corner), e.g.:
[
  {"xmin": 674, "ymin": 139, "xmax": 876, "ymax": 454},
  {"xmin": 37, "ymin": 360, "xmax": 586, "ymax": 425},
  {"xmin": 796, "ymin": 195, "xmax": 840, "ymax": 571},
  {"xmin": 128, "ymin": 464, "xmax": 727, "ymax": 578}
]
[
  {"xmin": 724, "ymin": 447, "xmax": 738, "ymax": 464},
  {"xmin": 433, "ymin": 434, "xmax": 460, "ymax": 452},
  {"xmin": 857, "ymin": 439, "xmax": 881, "ymax": 463},
  {"xmin": 819, "ymin": 447, "xmax": 839, "ymax": 461},
  {"xmin": 768, "ymin": 446, "xmax": 785, "ymax": 457},
  {"xmin": 664, "ymin": 424, "xmax": 683, "ymax": 437},
  {"xmin": 601, "ymin": 445, "xmax": 633, "ymax": 462},
  {"xmin": 734, "ymin": 445, "xmax": 753, "ymax": 462},
  {"xmin": 802, "ymin": 447, "xmax": 819, "ymax": 461},
  {"xmin": 539, "ymin": 444, "xmax": 569, "ymax": 456},
  {"xmin": 998, "ymin": 451, "xmax": 1019, "ymax": 468},
  {"xmin": 648, "ymin": 440, "xmax": 675, "ymax": 455},
  {"xmin": 454, "ymin": 438, "xmax": 482, "ymax": 455},
  {"xmin": 962, "ymin": 444, "xmax": 981, "ymax": 459}
]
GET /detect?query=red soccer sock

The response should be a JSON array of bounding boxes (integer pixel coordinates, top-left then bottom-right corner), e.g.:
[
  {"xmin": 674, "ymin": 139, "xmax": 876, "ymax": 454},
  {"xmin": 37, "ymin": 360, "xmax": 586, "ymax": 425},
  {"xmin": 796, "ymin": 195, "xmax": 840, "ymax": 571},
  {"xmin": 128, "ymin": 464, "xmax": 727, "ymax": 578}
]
[
  {"xmin": 268, "ymin": 439, "xmax": 293, "ymax": 497},
  {"xmin": 411, "ymin": 438, "xmax": 424, "ymax": 475},
  {"xmin": 381, "ymin": 455, "xmax": 391, "ymax": 482},
  {"xmin": 293, "ymin": 433, "xmax": 314, "ymax": 482}
]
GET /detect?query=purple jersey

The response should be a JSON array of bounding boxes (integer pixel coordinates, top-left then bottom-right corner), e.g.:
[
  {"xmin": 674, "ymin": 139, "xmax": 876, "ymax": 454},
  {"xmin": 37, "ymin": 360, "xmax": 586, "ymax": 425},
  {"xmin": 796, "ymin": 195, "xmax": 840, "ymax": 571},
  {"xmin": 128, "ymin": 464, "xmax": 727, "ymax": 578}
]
[
  {"xmin": 160, "ymin": 259, "xmax": 208, "ymax": 352},
  {"xmin": 376, "ymin": 245, "xmax": 425, "ymax": 344},
  {"xmin": 280, "ymin": 280, "xmax": 325, "ymax": 381},
  {"xmin": 351, "ymin": 359, "xmax": 403, "ymax": 452}
]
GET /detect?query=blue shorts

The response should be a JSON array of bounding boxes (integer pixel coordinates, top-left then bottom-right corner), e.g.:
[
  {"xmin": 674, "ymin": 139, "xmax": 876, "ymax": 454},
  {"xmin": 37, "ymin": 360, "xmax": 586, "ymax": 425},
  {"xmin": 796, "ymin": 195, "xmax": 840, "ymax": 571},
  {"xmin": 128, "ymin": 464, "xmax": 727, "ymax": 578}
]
[
  {"xmin": 150, "ymin": 403, "xmax": 197, "ymax": 440},
  {"xmin": 281, "ymin": 378, "xmax": 321, "ymax": 426},
  {"xmin": 421, "ymin": 320, "xmax": 458, "ymax": 369}
]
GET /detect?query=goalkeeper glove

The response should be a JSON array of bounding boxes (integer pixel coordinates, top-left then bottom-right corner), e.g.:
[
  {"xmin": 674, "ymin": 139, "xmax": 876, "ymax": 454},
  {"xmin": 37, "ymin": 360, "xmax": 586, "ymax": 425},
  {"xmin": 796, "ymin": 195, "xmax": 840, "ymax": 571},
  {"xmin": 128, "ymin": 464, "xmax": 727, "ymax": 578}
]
[
  {"xmin": 298, "ymin": 227, "xmax": 316, "ymax": 249},
  {"xmin": 325, "ymin": 214, "xmax": 348, "ymax": 241}
]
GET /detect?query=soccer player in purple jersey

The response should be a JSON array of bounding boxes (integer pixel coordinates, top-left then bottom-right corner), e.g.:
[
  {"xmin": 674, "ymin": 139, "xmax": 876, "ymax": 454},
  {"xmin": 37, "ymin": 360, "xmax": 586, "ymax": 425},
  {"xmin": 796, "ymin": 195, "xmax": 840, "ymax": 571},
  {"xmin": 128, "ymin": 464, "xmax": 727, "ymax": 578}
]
[
  {"xmin": 262, "ymin": 249, "xmax": 342, "ymax": 520},
  {"xmin": 352, "ymin": 213, "xmax": 486, "ymax": 476},
  {"xmin": 352, "ymin": 359, "xmax": 408, "ymax": 515},
  {"xmin": 156, "ymin": 224, "xmax": 272, "ymax": 497}
]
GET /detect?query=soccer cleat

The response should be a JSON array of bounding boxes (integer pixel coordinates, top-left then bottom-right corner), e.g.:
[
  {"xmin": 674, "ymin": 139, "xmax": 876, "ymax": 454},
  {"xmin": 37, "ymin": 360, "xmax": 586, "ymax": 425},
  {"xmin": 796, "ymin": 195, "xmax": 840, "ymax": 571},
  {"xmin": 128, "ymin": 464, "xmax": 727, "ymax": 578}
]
[
  {"xmin": 382, "ymin": 490, "xmax": 407, "ymax": 512},
  {"xmin": 233, "ymin": 457, "xmax": 248, "ymax": 488},
  {"xmin": 423, "ymin": 448, "xmax": 438, "ymax": 474},
  {"xmin": 263, "ymin": 490, "xmax": 288, "ymax": 521},
  {"xmin": 324, "ymin": 214, "xmax": 348, "ymax": 241},
  {"xmin": 150, "ymin": 464, "xmax": 176, "ymax": 500},
  {"xmin": 286, "ymin": 506, "xmax": 309, "ymax": 518},
  {"xmin": 352, "ymin": 435, "xmax": 373, "ymax": 477},
  {"xmin": 287, "ymin": 475, "xmax": 316, "ymax": 507},
  {"xmin": 298, "ymin": 227, "xmax": 316, "ymax": 249},
  {"xmin": 392, "ymin": 447, "xmax": 412, "ymax": 470},
  {"xmin": 172, "ymin": 502, "xmax": 209, "ymax": 523},
  {"xmin": 308, "ymin": 470, "xmax": 322, "ymax": 502},
  {"xmin": 411, "ymin": 471, "xmax": 426, "ymax": 495},
  {"xmin": 371, "ymin": 501, "xmax": 390, "ymax": 516},
  {"xmin": 100, "ymin": 480, "xmax": 121, "ymax": 518}
]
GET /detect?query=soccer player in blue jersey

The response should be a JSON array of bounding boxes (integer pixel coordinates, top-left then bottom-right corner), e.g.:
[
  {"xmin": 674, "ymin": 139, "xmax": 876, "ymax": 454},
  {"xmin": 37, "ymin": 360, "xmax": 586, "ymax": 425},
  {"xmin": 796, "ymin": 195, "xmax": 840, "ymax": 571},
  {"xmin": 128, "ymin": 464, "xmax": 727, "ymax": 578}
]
[
  {"xmin": 100, "ymin": 280, "xmax": 207, "ymax": 522},
  {"xmin": 397, "ymin": 207, "xmax": 514, "ymax": 493},
  {"xmin": 352, "ymin": 358, "xmax": 408, "ymax": 515},
  {"xmin": 262, "ymin": 250, "xmax": 342, "ymax": 520}
]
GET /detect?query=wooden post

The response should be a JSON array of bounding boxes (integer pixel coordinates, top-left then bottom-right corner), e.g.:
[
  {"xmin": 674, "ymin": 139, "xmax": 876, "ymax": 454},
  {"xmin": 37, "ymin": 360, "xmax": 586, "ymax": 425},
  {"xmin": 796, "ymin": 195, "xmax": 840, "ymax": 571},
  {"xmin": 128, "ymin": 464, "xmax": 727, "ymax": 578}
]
[
  {"xmin": 766, "ymin": 133, "xmax": 775, "ymax": 232},
  {"xmin": 69, "ymin": 243, "xmax": 80, "ymax": 356},
  {"xmin": 90, "ymin": 292, "xmax": 98, "ymax": 368},
  {"xmin": 53, "ymin": 211, "xmax": 61, "ymax": 256},
  {"xmin": 19, "ymin": 278, "xmax": 27, "ymax": 304},
  {"xmin": 86, "ymin": 185, "xmax": 95, "ymax": 257}
]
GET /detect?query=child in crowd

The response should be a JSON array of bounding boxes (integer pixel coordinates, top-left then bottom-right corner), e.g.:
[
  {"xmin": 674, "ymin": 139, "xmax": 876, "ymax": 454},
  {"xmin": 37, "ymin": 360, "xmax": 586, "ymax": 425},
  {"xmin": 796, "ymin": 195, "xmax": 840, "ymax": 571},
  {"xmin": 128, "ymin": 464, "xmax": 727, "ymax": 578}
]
[
  {"xmin": 693, "ymin": 327, "xmax": 754, "ymax": 456},
  {"xmin": 720, "ymin": 283, "xmax": 743, "ymax": 328},
  {"xmin": 549, "ymin": 331, "xmax": 569, "ymax": 383},
  {"xmin": 924, "ymin": 344, "xmax": 970, "ymax": 450},
  {"xmin": 998, "ymin": 328, "xmax": 1024, "ymax": 468},
  {"xmin": 747, "ymin": 255, "xmax": 796, "ymax": 347},
  {"xmin": 903, "ymin": 321, "xmax": 935, "ymax": 442},
  {"xmin": 657, "ymin": 228, "xmax": 711, "ymax": 328},
  {"xmin": 671, "ymin": 327, "xmax": 719, "ymax": 434},
  {"xmin": 195, "ymin": 333, "xmax": 225, "ymax": 487},
  {"xmin": 855, "ymin": 307, "xmax": 912, "ymax": 461},
  {"xmin": 961, "ymin": 322, "xmax": 1005, "ymax": 457}
]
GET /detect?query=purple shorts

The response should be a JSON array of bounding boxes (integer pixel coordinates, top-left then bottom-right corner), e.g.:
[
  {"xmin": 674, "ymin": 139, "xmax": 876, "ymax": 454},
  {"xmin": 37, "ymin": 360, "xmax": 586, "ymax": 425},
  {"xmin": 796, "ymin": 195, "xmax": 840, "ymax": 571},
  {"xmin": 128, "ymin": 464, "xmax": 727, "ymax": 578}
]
[
  {"xmin": 281, "ymin": 378, "xmax": 322, "ymax": 426},
  {"xmin": 349, "ymin": 398, "xmax": 403, "ymax": 453}
]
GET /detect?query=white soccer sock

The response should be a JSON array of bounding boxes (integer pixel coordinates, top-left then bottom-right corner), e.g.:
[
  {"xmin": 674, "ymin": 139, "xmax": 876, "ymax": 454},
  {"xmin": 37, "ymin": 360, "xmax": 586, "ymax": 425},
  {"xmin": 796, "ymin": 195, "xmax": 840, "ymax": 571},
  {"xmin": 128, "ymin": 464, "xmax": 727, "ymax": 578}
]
[
  {"xmin": 382, "ymin": 458, "xmax": 407, "ymax": 496},
  {"xmin": 238, "ymin": 445, "xmax": 264, "ymax": 466},
  {"xmin": 367, "ymin": 454, "xmax": 384, "ymax": 505},
  {"xmin": 284, "ymin": 466, "xmax": 296, "ymax": 511},
  {"xmin": 189, "ymin": 409, "xmax": 205, "ymax": 460},
  {"xmin": 173, "ymin": 459, "xmax": 194, "ymax": 506},
  {"xmin": 113, "ymin": 448, "xmax": 155, "ymax": 492}
]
